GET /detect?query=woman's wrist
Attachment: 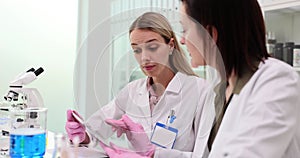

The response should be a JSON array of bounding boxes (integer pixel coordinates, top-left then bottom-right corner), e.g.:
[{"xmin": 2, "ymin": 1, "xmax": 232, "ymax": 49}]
[{"xmin": 81, "ymin": 133, "xmax": 90, "ymax": 144}]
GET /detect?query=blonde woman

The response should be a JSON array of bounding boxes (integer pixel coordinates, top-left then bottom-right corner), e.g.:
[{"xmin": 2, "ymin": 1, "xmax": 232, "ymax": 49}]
[{"xmin": 66, "ymin": 12, "xmax": 208, "ymax": 158}]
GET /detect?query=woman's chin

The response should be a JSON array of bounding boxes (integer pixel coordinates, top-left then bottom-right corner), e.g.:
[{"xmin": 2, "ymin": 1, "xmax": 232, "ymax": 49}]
[{"xmin": 191, "ymin": 61, "xmax": 200, "ymax": 68}]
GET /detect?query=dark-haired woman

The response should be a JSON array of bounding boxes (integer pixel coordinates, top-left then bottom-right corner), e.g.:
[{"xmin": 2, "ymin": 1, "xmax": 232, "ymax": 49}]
[{"xmin": 180, "ymin": 0, "xmax": 300, "ymax": 157}]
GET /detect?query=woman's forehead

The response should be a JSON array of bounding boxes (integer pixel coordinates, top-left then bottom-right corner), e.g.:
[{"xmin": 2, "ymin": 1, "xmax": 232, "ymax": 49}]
[{"xmin": 130, "ymin": 29, "xmax": 164, "ymax": 45}]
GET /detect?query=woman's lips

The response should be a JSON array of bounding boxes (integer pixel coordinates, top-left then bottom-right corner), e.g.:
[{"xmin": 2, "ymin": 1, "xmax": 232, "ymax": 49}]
[{"xmin": 143, "ymin": 65, "xmax": 156, "ymax": 71}]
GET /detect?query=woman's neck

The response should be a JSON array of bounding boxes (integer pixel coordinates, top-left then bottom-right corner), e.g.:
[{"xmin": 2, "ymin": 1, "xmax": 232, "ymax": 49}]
[
  {"xmin": 226, "ymin": 70, "xmax": 237, "ymax": 102},
  {"xmin": 152, "ymin": 69, "xmax": 175, "ymax": 96}
]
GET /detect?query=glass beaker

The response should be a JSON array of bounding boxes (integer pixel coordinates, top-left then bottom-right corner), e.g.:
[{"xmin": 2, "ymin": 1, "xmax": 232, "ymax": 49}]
[
  {"xmin": 9, "ymin": 107, "xmax": 47, "ymax": 158},
  {"xmin": 0, "ymin": 106, "xmax": 10, "ymax": 157}
]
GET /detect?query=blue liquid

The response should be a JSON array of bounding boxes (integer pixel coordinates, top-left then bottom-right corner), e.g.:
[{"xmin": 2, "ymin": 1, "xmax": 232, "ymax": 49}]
[{"xmin": 10, "ymin": 128, "xmax": 46, "ymax": 158}]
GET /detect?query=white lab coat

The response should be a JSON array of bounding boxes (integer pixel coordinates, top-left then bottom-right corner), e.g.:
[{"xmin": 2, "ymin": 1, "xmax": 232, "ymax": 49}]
[
  {"xmin": 85, "ymin": 72, "xmax": 209, "ymax": 158},
  {"xmin": 191, "ymin": 66, "xmax": 221, "ymax": 158},
  {"xmin": 208, "ymin": 58, "xmax": 300, "ymax": 158}
]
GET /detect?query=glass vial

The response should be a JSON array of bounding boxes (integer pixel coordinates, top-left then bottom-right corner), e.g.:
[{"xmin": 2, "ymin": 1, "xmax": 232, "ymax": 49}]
[
  {"xmin": 267, "ymin": 39, "xmax": 276, "ymax": 56},
  {"xmin": 266, "ymin": 31, "xmax": 276, "ymax": 56},
  {"xmin": 52, "ymin": 133, "xmax": 69, "ymax": 158}
]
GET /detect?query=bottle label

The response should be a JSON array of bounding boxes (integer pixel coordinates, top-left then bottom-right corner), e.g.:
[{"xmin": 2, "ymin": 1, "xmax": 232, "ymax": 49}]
[{"xmin": 293, "ymin": 49, "xmax": 300, "ymax": 67}]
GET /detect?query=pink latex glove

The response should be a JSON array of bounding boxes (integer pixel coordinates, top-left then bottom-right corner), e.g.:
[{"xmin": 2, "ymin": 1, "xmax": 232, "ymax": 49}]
[
  {"xmin": 65, "ymin": 109, "xmax": 86, "ymax": 143},
  {"xmin": 105, "ymin": 114, "xmax": 155, "ymax": 156},
  {"xmin": 99, "ymin": 140, "xmax": 151, "ymax": 158}
]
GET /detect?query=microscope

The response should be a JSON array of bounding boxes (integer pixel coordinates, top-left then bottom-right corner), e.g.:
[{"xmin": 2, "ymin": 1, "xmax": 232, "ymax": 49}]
[
  {"xmin": 1, "ymin": 67, "xmax": 44, "ymax": 136},
  {"xmin": 4, "ymin": 67, "xmax": 44, "ymax": 108}
]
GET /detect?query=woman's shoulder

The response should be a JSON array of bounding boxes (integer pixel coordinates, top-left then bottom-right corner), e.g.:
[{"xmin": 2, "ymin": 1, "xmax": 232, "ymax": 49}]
[
  {"xmin": 176, "ymin": 72, "xmax": 208, "ymax": 90},
  {"xmin": 258, "ymin": 57, "xmax": 298, "ymax": 78},
  {"xmin": 115, "ymin": 78, "xmax": 147, "ymax": 98},
  {"xmin": 125, "ymin": 77, "xmax": 147, "ymax": 89},
  {"xmin": 246, "ymin": 57, "xmax": 300, "ymax": 92},
  {"xmin": 177, "ymin": 71, "xmax": 206, "ymax": 81}
]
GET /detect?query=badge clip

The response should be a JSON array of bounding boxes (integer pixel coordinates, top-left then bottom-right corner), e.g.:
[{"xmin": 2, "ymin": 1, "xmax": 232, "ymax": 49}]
[{"xmin": 166, "ymin": 110, "xmax": 176, "ymax": 126}]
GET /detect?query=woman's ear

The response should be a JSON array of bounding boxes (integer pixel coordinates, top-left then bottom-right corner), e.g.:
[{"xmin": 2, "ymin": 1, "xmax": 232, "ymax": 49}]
[
  {"xmin": 168, "ymin": 38, "xmax": 175, "ymax": 48},
  {"xmin": 206, "ymin": 25, "xmax": 218, "ymax": 42},
  {"xmin": 211, "ymin": 26, "xmax": 218, "ymax": 42}
]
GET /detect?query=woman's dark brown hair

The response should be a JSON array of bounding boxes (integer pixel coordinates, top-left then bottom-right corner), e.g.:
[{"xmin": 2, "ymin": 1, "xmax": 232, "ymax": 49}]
[{"xmin": 181, "ymin": 0, "xmax": 270, "ymax": 78}]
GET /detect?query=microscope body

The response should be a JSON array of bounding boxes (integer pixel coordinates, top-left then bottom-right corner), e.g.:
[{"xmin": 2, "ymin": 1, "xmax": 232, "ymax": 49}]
[
  {"xmin": 5, "ymin": 87, "xmax": 44, "ymax": 109},
  {"xmin": 1, "ymin": 67, "xmax": 44, "ymax": 138}
]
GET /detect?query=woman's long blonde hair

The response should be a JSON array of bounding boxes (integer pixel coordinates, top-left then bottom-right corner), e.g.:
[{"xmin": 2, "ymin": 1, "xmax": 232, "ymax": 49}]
[{"xmin": 129, "ymin": 12, "xmax": 197, "ymax": 76}]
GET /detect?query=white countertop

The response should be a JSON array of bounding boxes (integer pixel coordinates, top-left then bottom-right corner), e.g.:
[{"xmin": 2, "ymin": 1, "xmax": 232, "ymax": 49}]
[
  {"xmin": 45, "ymin": 131, "xmax": 107, "ymax": 158},
  {"xmin": 1, "ymin": 131, "xmax": 107, "ymax": 158}
]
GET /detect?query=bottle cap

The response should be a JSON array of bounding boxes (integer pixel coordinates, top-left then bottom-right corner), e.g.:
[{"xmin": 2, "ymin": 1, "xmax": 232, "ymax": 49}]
[
  {"xmin": 294, "ymin": 45, "xmax": 300, "ymax": 49},
  {"xmin": 285, "ymin": 42, "xmax": 294, "ymax": 47},
  {"xmin": 267, "ymin": 39, "xmax": 276, "ymax": 44},
  {"xmin": 275, "ymin": 43, "xmax": 283, "ymax": 47}
]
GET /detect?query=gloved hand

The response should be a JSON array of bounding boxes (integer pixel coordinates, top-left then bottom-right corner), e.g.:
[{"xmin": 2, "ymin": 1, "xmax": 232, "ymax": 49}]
[
  {"xmin": 99, "ymin": 140, "xmax": 152, "ymax": 158},
  {"xmin": 105, "ymin": 114, "xmax": 155, "ymax": 156},
  {"xmin": 105, "ymin": 117, "xmax": 127, "ymax": 138},
  {"xmin": 65, "ymin": 109, "xmax": 86, "ymax": 143}
]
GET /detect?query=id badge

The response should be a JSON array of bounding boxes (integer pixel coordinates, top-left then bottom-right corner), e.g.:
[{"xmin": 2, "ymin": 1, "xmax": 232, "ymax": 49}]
[{"xmin": 150, "ymin": 122, "xmax": 178, "ymax": 149}]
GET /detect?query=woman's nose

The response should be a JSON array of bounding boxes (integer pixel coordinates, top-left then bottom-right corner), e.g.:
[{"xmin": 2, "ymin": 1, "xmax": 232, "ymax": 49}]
[
  {"xmin": 180, "ymin": 37, "xmax": 185, "ymax": 45},
  {"xmin": 141, "ymin": 50, "xmax": 151, "ymax": 61}
]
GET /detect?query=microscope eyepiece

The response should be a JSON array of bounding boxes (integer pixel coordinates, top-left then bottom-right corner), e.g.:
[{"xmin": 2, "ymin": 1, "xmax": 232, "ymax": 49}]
[
  {"xmin": 34, "ymin": 67, "xmax": 44, "ymax": 76},
  {"xmin": 26, "ymin": 68, "xmax": 35, "ymax": 73}
]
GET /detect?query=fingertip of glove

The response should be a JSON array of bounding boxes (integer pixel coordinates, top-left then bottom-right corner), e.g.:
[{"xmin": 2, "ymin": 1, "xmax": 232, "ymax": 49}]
[{"xmin": 67, "ymin": 109, "xmax": 74, "ymax": 121}]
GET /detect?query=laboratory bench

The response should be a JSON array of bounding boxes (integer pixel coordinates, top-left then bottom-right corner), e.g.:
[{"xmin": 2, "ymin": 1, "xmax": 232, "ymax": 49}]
[{"xmin": 0, "ymin": 131, "xmax": 107, "ymax": 158}]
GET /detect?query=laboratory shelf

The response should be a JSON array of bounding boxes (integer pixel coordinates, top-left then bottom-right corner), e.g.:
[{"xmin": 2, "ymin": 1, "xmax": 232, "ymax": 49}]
[
  {"xmin": 261, "ymin": 0, "xmax": 300, "ymax": 12},
  {"xmin": 293, "ymin": 67, "xmax": 300, "ymax": 71}
]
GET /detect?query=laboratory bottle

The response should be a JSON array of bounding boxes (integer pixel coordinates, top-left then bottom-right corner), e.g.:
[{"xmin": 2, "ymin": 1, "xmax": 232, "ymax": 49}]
[
  {"xmin": 267, "ymin": 39, "xmax": 276, "ymax": 56},
  {"xmin": 274, "ymin": 43, "xmax": 283, "ymax": 60},
  {"xmin": 283, "ymin": 42, "xmax": 294, "ymax": 66},
  {"xmin": 52, "ymin": 133, "xmax": 69, "ymax": 158},
  {"xmin": 293, "ymin": 45, "xmax": 300, "ymax": 67},
  {"xmin": 266, "ymin": 31, "xmax": 276, "ymax": 56}
]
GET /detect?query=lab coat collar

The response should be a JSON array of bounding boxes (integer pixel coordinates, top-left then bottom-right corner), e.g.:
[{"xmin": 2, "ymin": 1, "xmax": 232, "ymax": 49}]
[
  {"xmin": 137, "ymin": 72, "xmax": 184, "ymax": 95},
  {"xmin": 165, "ymin": 72, "xmax": 184, "ymax": 94}
]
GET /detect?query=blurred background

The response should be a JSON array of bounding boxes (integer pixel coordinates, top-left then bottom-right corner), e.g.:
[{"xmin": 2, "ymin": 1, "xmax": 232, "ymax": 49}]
[{"xmin": 1, "ymin": 0, "xmax": 299, "ymax": 133}]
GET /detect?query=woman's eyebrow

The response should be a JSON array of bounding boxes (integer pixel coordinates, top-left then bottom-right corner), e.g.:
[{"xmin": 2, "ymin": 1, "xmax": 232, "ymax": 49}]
[{"xmin": 131, "ymin": 39, "xmax": 158, "ymax": 46}]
